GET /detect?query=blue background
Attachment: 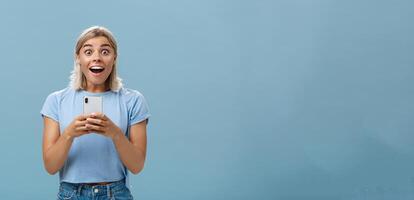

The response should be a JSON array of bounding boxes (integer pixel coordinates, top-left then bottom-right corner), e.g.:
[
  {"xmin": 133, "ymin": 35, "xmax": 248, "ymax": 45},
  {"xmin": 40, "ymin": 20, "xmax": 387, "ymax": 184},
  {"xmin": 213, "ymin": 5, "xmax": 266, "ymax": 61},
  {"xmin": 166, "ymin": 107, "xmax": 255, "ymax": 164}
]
[{"xmin": 0, "ymin": 0, "xmax": 413, "ymax": 199}]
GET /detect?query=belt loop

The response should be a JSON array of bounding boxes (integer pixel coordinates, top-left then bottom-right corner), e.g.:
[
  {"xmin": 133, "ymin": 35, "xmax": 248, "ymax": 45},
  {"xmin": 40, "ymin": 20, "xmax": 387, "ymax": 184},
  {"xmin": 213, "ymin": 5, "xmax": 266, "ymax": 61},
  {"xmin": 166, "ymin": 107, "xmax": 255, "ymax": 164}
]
[
  {"xmin": 107, "ymin": 184, "xmax": 111, "ymax": 199},
  {"xmin": 77, "ymin": 184, "xmax": 82, "ymax": 196}
]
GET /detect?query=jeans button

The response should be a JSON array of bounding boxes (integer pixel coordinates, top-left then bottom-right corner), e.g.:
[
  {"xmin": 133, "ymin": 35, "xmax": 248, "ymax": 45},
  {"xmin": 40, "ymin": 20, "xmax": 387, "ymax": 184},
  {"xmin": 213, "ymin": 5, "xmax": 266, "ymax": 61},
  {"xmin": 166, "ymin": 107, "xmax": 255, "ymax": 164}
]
[{"xmin": 94, "ymin": 188, "xmax": 99, "ymax": 193}]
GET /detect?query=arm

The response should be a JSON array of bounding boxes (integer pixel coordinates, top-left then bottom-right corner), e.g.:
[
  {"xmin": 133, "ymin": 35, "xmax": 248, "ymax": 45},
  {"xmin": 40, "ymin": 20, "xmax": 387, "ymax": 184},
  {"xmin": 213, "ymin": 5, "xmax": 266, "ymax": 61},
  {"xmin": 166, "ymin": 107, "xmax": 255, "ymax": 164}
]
[
  {"xmin": 42, "ymin": 115, "xmax": 89, "ymax": 174},
  {"xmin": 42, "ymin": 117, "xmax": 72, "ymax": 174},
  {"xmin": 112, "ymin": 121, "xmax": 147, "ymax": 174}
]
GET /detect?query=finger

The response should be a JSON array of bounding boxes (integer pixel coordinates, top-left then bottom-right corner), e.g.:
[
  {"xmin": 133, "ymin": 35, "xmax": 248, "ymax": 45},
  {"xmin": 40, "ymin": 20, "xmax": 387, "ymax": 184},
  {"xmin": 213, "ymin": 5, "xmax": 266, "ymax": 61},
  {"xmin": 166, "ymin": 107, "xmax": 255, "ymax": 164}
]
[
  {"xmin": 86, "ymin": 118, "xmax": 103, "ymax": 125},
  {"xmin": 76, "ymin": 114, "xmax": 88, "ymax": 121},
  {"xmin": 85, "ymin": 124, "xmax": 104, "ymax": 132},
  {"xmin": 76, "ymin": 126, "xmax": 89, "ymax": 131},
  {"xmin": 91, "ymin": 112, "xmax": 108, "ymax": 120},
  {"xmin": 101, "ymin": 113, "xmax": 109, "ymax": 120},
  {"xmin": 75, "ymin": 120, "xmax": 89, "ymax": 127}
]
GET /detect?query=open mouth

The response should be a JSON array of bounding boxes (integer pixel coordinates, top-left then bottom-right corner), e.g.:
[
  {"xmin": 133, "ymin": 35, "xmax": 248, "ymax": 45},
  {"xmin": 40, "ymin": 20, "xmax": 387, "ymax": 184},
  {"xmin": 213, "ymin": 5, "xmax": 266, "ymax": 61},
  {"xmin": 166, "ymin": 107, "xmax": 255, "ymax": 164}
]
[{"xmin": 89, "ymin": 66, "xmax": 105, "ymax": 74}]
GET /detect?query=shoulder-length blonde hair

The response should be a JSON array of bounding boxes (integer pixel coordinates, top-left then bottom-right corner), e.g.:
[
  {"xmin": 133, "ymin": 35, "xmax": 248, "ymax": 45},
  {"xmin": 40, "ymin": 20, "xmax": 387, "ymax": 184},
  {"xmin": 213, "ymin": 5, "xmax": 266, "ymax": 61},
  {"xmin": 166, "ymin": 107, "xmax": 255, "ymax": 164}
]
[{"xmin": 69, "ymin": 26, "xmax": 123, "ymax": 91}]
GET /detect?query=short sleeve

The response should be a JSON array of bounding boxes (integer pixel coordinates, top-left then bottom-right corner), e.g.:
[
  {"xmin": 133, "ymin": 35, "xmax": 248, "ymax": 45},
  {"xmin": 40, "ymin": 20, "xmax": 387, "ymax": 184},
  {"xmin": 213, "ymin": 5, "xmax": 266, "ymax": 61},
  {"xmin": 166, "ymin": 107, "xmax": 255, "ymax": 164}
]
[
  {"xmin": 40, "ymin": 92, "xmax": 59, "ymax": 122},
  {"xmin": 128, "ymin": 92, "xmax": 151, "ymax": 125}
]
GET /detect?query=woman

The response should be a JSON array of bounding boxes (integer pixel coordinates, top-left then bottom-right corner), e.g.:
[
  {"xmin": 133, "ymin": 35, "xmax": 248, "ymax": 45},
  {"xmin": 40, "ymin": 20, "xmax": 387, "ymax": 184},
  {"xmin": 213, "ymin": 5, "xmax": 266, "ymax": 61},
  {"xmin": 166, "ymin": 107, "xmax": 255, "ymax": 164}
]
[{"xmin": 41, "ymin": 26, "xmax": 150, "ymax": 200}]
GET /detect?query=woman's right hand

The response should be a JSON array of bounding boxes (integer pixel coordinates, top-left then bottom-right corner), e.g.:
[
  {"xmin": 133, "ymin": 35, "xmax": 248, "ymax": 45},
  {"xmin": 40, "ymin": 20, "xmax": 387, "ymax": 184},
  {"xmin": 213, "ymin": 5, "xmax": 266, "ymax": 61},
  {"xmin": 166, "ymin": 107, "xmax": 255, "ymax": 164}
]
[{"xmin": 62, "ymin": 115, "xmax": 91, "ymax": 140}]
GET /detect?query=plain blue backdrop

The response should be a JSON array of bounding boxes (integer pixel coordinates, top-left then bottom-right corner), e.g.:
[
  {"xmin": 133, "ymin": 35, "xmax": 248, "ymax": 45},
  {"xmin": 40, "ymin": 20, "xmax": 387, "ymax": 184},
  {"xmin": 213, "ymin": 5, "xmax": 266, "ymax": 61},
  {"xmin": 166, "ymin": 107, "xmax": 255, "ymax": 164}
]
[{"xmin": 1, "ymin": 0, "xmax": 414, "ymax": 199}]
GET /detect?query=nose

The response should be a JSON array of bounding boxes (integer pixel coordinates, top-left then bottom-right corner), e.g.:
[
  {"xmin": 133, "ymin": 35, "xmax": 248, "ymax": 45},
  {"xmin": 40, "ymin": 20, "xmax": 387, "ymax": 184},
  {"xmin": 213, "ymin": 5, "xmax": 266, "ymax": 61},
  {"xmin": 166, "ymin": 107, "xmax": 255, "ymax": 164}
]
[{"xmin": 92, "ymin": 51, "xmax": 102, "ymax": 62}]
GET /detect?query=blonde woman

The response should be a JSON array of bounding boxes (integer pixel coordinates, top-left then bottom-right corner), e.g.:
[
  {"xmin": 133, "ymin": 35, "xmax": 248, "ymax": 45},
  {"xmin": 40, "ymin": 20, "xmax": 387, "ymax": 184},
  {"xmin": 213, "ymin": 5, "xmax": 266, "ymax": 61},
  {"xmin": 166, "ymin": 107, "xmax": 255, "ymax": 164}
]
[{"xmin": 41, "ymin": 26, "xmax": 150, "ymax": 200}]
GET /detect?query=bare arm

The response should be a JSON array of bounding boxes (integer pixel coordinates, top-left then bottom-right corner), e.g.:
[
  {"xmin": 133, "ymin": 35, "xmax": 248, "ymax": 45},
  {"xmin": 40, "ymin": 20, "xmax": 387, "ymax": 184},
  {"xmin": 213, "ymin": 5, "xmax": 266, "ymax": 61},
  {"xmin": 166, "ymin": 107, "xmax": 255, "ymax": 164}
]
[
  {"xmin": 42, "ymin": 115, "xmax": 89, "ymax": 174},
  {"xmin": 112, "ymin": 120, "xmax": 148, "ymax": 174}
]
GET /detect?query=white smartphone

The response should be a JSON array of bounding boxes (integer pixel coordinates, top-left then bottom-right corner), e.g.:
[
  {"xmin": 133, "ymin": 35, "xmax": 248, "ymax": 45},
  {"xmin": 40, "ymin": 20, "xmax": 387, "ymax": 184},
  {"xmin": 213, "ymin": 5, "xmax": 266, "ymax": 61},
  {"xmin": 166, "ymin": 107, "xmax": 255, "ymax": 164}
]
[{"xmin": 83, "ymin": 96, "xmax": 103, "ymax": 115}]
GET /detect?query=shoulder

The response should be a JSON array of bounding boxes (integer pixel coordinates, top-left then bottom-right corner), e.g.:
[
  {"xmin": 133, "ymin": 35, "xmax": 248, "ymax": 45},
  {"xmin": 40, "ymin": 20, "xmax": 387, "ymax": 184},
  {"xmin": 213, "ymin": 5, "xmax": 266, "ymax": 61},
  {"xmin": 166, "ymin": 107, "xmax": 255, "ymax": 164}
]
[
  {"xmin": 41, "ymin": 88, "xmax": 74, "ymax": 118},
  {"xmin": 118, "ymin": 88, "xmax": 150, "ymax": 122},
  {"xmin": 45, "ymin": 87, "xmax": 73, "ymax": 101},
  {"xmin": 119, "ymin": 87, "xmax": 146, "ymax": 102}
]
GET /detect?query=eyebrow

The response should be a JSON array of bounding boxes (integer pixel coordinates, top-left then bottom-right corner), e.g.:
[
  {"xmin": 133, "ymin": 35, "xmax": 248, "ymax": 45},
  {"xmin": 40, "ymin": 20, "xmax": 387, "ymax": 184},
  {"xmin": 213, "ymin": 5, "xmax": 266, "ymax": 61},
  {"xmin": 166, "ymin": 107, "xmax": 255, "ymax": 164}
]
[{"xmin": 82, "ymin": 44, "xmax": 112, "ymax": 48}]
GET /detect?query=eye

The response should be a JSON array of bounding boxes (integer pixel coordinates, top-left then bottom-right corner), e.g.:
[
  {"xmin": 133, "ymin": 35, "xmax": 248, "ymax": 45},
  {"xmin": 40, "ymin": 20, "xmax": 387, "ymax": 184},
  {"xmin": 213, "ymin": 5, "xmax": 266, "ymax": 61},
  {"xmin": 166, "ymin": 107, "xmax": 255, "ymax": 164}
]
[
  {"xmin": 101, "ymin": 49, "xmax": 110, "ymax": 56},
  {"xmin": 84, "ymin": 49, "xmax": 92, "ymax": 56}
]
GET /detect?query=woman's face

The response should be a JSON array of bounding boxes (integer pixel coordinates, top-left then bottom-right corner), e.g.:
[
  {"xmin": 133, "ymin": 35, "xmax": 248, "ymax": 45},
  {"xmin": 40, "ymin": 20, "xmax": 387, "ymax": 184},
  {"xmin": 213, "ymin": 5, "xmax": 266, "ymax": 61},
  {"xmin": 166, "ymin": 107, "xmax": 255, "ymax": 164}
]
[{"xmin": 77, "ymin": 36, "xmax": 116, "ymax": 89}]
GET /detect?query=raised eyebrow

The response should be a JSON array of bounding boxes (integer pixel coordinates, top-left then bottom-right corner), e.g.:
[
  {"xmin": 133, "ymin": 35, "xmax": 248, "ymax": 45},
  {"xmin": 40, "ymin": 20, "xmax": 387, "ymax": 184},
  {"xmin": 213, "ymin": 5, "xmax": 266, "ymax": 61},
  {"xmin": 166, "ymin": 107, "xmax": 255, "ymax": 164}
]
[
  {"xmin": 82, "ymin": 44, "xmax": 93, "ymax": 48},
  {"xmin": 82, "ymin": 44, "xmax": 112, "ymax": 48},
  {"xmin": 101, "ymin": 44, "xmax": 112, "ymax": 48}
]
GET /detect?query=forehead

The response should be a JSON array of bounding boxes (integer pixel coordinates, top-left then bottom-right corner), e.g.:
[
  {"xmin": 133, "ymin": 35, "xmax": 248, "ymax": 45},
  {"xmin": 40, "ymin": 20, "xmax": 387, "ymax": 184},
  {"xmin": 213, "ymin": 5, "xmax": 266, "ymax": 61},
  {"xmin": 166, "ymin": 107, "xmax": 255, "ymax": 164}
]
[{"xmin": 82, "ymin": 36, "xmax": 112, "ymax": 48}]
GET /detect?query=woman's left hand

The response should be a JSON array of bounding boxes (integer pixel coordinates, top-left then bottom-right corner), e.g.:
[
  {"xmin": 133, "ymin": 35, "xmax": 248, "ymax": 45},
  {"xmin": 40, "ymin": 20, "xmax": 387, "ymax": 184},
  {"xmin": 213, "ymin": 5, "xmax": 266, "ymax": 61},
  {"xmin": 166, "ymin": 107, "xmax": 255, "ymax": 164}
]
[{"xmin": 85, "ymin": 112, "xmax": 122, "ymax": 140}]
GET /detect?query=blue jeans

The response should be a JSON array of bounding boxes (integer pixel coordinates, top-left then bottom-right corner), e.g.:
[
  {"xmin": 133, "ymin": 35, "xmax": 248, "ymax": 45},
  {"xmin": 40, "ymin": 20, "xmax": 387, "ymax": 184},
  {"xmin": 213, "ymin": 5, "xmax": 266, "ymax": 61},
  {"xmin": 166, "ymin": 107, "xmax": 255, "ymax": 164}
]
[{"xmin": 57, "ymin": 179, "xmax": 133, "ymax": 200}]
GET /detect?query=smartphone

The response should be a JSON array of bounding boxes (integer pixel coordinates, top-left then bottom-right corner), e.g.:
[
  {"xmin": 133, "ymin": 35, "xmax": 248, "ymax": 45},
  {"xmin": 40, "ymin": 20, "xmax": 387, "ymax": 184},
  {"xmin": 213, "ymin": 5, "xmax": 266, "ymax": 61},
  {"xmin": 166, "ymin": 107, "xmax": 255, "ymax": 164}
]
[{"xmin": 83, "ymin": 96, "xmax": 103, "ymax": 115}]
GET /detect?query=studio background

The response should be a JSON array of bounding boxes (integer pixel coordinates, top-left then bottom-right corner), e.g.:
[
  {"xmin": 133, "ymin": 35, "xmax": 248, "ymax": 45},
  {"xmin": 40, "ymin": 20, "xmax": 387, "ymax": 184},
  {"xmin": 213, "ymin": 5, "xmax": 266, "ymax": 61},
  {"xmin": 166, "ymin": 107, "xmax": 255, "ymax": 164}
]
[{"xmin": 0, "ymin": 0, "xmax": 413, "ymax": 199}]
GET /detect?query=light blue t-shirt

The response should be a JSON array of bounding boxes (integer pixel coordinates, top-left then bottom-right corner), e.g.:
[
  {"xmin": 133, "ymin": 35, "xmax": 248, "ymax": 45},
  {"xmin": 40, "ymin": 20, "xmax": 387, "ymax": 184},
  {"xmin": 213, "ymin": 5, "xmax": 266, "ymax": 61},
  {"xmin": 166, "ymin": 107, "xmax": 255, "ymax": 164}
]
[{"xmin": 40, "ymin": 87, "xmax": 150, "ymax": 184}]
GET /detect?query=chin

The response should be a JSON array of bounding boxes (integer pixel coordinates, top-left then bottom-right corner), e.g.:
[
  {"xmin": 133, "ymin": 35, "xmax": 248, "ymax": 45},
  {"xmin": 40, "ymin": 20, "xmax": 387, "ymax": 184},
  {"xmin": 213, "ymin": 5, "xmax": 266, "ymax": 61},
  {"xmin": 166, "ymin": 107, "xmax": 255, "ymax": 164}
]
[{"xmin": 87, "ymin": 78, "xmax": 106, "ymax": 86}]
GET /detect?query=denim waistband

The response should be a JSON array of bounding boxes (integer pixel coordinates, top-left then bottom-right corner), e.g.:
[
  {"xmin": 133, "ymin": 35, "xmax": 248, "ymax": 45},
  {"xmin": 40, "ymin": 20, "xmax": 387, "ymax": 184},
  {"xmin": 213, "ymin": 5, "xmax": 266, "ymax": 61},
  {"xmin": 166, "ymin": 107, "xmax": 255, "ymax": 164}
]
[{"xmin": 59, "ymin": 179, "xmax": 126, "ymax": 197}]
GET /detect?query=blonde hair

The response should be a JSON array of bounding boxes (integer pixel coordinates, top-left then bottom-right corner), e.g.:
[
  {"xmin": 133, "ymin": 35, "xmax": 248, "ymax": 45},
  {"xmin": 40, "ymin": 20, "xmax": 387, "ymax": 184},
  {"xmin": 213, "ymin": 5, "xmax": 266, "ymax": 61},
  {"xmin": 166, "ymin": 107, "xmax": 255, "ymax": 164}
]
[{"xmin": 69, "ymin": 26, "xmax": 123, "ymax": 91}]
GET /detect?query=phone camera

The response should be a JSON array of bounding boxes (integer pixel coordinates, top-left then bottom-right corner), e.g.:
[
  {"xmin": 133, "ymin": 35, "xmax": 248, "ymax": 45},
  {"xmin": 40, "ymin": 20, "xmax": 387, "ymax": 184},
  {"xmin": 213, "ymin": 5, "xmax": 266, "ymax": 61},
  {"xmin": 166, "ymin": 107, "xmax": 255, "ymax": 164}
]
[{"xmin": 85, "ymin": 97, "xmax": 88, "ymax": 103}]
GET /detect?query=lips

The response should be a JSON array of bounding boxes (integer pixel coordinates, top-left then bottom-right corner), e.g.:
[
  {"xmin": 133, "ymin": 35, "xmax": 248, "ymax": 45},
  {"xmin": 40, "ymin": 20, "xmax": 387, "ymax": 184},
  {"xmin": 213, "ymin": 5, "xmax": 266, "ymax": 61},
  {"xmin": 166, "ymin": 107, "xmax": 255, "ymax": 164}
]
[{"xmin": 89, "ymin": 66, "xmax": 105, "ymax": 74}]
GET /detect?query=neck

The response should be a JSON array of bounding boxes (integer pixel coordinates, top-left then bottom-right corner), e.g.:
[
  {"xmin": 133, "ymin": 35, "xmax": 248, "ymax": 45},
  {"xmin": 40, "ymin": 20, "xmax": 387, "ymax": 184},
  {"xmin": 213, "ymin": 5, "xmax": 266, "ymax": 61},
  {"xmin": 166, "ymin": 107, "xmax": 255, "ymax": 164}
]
[{"xmin": 85, "ymin": 82, "xmax": 108, "ymax": 93}]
